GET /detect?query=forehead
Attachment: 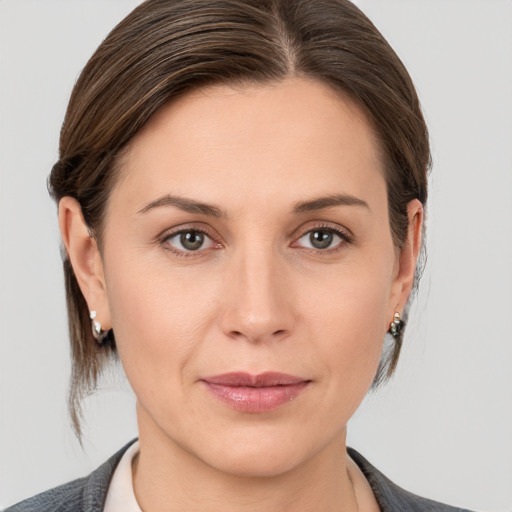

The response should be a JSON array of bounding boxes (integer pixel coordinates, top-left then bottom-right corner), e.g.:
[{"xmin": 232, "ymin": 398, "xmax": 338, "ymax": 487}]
[{"xmin": 113, "ymin": 77, "xmax": 385, "ymax": 213}]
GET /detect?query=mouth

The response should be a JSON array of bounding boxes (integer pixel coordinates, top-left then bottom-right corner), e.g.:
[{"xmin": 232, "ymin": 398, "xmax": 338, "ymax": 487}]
[{"xmin": 201, "ymin": 372, "xmax": 311, "ymax": 413}]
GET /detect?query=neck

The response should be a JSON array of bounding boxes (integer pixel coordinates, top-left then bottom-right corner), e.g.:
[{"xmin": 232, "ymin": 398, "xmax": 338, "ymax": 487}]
[{"xmin": 132, "ymin": 405, "xmax": 360, "ymax": 512}]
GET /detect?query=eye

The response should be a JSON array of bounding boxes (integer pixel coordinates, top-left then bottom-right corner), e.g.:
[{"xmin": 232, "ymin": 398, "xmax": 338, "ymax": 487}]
[
  {"xmin": 163, "ymin": 229, "xmax": 218, "ymax": 254},
  {"xmin": 295, "ymin": 227, "xmax": 349, "ymax": 251}
]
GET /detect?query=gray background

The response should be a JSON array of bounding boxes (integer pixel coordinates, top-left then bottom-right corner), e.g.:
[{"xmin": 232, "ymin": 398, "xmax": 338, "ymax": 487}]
[{"xmin": 1, "ymin": 1, "xmax": 511, "ymax": 510}]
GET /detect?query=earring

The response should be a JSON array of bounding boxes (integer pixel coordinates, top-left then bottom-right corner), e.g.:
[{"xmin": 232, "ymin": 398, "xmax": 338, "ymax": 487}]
[
  {"xmin": 90, "ymin": 310, "xmax": 108, "ymax": 344},
  {"xmin": 389, "ymin": 312, "xmax": 404, "ymax": 338}
]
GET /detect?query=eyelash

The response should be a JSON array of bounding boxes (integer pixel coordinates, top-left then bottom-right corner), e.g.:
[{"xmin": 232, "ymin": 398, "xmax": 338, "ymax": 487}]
[
  {"xmin": 160, "ymin": 226, "xmax": 220, "ymax": 259},
  {"xmin": 292, "ymin": 224, "xmax": 354, "ymax": 253},
  {"xmin": 159, "ymin": 224, "xmax": 353, "ymax": 259}
]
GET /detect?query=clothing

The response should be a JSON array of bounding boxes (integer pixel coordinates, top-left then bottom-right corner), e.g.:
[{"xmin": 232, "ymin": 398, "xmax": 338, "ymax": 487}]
[
  {"xmin": 5, "ymin": 439, "xmax": 474, "ymax": 512},
  {"xmin": 103, "ymin": 441, "xmax": 141, "ymax": 512}
]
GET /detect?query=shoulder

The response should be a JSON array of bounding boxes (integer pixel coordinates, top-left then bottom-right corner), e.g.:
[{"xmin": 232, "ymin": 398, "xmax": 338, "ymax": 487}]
[
  {"xmin": 4, "ymin": 476, "xmax": 88, "ymax": 512},
  {"xmin": 4, "ymin": 439, "xmax": 137, "ymax": 512},
  {"xmin": 347, "ymin": 448, "xmax": 475, "ymax": 512}
]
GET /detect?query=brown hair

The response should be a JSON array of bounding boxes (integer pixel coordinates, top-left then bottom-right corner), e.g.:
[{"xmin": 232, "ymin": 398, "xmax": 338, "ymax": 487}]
[{"xmin": 49, "ymin": 0, "xmax": 430, "ymax": 438}]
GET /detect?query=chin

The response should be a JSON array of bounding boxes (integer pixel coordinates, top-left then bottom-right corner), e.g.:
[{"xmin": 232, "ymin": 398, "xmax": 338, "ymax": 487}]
[
  {"xmin": 188, "ymin": 425, "xmax": 322, "ymax": 479},
  {"xmin": 206, "ymin": 446, "xmax": 306, "ymax": 478}
]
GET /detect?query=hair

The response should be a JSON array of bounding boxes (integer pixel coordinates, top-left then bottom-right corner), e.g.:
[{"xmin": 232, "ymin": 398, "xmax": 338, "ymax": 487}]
[{"xmin": 49, "ymin": 0, "xmax": 430, "ymax": 438}]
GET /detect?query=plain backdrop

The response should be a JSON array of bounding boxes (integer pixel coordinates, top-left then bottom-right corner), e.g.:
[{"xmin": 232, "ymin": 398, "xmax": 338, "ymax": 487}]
[{"xmin": 0, "ymin": 1, "xmax": 511, "ymax": 510}]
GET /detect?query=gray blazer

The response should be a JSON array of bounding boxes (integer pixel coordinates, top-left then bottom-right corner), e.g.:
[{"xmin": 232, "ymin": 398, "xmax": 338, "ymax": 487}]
[{"xmin": 5, "ymin": 440, "xmax": 474, "ymax": 512}]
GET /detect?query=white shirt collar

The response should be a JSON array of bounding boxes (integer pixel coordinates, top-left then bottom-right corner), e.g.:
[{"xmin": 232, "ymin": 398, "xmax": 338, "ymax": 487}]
[{"xmin": 104, "ymin": 440, "xmax": 142, "ymax": 512}]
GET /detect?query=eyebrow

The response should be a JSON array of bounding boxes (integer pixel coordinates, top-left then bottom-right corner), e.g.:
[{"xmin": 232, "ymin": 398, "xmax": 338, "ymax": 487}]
[
  {"xmin": 137, "ymin": 192, "xmax": 369, "ymax": 217},
  {"xmin": 292, "ymin": 194, "xmax": 370, "ymax": 213},
  {"xmin": 138, "ymin": 195, "xmax": 225, "ymax": 218}
]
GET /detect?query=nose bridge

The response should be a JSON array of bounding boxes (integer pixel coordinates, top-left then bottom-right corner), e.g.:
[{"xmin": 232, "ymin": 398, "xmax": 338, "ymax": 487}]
[{"xmin": 221, "ymin": 235, "xmax": 293, "ymax": 343}]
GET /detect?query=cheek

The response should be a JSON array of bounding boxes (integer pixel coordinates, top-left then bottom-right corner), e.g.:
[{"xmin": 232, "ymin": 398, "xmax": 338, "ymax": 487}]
[
  {"xmin": 104, "ymin": 253, "xmax": 222, "ymax": 396},
  {"xmin": 302, "ymin": 255, "xmax": 394, "ymax": 403},
  {"xmin": 305, "ymin": 247, "xmax": 394, "ymax": 338}
]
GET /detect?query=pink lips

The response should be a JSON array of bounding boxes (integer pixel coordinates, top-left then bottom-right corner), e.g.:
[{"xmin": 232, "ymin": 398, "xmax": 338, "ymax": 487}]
[{"xmin": 201, "ymin": 372, "xmax": 310, "ymax": 413}]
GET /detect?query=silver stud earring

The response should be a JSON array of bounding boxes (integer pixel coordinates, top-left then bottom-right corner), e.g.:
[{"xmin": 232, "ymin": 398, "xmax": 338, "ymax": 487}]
[
  {"xmin": 389, "ymin": 312, "xmax": 404, "ymax": 338},
  {"xmin": 90, "ymin": 310, "xmax": 108, "ymax": 344}
]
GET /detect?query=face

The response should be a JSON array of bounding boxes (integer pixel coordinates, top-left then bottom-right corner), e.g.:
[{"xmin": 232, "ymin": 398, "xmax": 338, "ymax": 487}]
[{"xmin": 71, "ymin": 78, "xmax": 419, "ymax": 477}]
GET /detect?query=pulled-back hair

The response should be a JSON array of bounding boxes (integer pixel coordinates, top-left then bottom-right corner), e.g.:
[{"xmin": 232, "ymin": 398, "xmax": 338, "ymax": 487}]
[{"xmin": 49, "ymin": 0, "xmax": 430, "ymax": 438}]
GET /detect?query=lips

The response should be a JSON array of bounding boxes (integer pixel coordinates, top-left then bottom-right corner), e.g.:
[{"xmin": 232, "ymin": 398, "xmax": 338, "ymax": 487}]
[{"xmin": 201, "ymin": 372, "xmax": 310, "ymax": 413}]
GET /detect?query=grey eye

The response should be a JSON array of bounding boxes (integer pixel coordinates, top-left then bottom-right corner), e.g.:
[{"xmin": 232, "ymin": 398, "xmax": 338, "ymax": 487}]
[
  {"xmin": 165, "ymin": 230, "xmax": 213, "ymax": 252},
  {"xmin": 297, "ymin": 228, "xmax": 344, "ymax": 250},
  {"xmin": 309, "ymin": 230, "xmax": 333, "ymax": 249},
  {"xmin": 180, "ymin": 231, "xmax": 204, "ymax": 251}
]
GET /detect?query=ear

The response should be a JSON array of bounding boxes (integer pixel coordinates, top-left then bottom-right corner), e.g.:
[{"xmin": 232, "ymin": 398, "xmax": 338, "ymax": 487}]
[
  {"xmin": 58, "ymin": 197, "xmax": 111, "ymax": 330},
  {"xmin": 388, "ymin": 199, "xmax": 423, "ymax": 317}
]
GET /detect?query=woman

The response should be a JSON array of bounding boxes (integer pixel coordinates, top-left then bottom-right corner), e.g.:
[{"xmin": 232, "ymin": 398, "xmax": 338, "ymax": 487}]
[{"xmin": 5, "ymin": 0, "xmax": 475, "ymax": 510}]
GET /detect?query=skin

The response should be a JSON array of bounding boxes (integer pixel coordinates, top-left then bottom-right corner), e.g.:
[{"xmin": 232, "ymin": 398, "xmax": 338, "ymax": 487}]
[{"xmin": 60, "ymin": 77, "xmax": 422, "ymax": 511}]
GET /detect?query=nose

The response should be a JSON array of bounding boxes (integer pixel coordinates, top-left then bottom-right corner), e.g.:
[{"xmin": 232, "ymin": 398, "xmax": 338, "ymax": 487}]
[{"xmin": 219, "ymin": 247, "xmax": 295, "ymax": 344}]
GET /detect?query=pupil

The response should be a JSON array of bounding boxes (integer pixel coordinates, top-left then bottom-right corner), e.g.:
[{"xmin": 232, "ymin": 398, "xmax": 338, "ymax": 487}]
[
  {"xmin": 181, "ymin": 231, "xmax": 204, "ymax": 250},
  {"xmin": 310, "ymin": 230, "xmax": 332, "ymax": 249}
]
